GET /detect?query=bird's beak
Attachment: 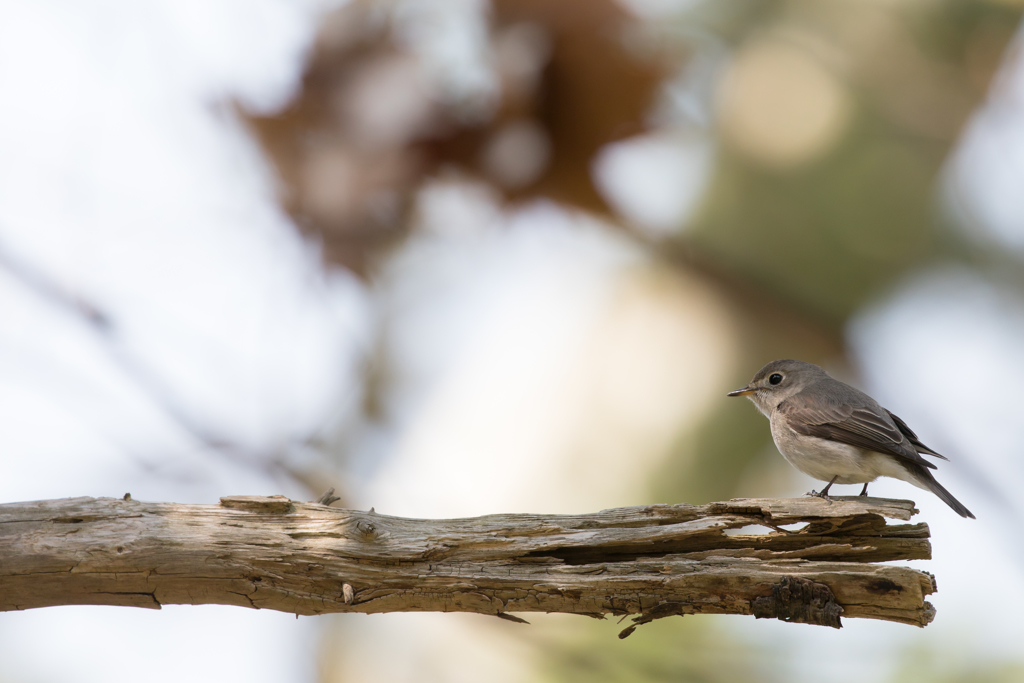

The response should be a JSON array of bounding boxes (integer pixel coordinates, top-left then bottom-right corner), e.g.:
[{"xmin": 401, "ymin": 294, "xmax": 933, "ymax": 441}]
[{"xmin": 727, "ymin": 386, "xmax": 756, "ymax": 397}]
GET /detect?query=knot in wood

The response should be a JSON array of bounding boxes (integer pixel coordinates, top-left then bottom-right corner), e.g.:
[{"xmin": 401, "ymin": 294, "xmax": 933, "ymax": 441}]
[
  {"xmin": 356, "ymin": 519, "xmax": 377, "ymax": 538},
  {"xmin": 752, "ymin": 576, "xmax": 843, "ymax": 629}
]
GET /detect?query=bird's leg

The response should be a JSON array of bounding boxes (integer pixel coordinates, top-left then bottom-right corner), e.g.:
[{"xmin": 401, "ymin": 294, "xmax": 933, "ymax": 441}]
[
  {"xmin": 807, "ymin": 475, "xmax": 839, "ymax": 503},
  {"xmin": 859, "ymin": 483, "xmax": 869, "ymax": 497}
]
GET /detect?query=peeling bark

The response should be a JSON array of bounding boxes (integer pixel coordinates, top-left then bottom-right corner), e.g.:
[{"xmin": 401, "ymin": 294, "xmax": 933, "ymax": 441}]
[{"xmin": 0, "ymin": 495, "xmax": 936, "ymax": 632}]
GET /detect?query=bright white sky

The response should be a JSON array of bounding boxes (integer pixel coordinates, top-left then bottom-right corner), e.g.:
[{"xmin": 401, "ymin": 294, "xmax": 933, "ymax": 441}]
[
  {"xmin": 0, "ymin": 0, "xmax": 366, "ymax": 505},
  {"xmin": 0, "ymin": 1, "xmax": 360, "ymax": 681}
]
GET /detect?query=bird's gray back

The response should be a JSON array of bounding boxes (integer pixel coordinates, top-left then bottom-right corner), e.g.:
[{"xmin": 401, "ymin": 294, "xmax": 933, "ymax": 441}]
[{"xmin": 777, "ymin": 377, "xmax": 937, "ymax": 470}]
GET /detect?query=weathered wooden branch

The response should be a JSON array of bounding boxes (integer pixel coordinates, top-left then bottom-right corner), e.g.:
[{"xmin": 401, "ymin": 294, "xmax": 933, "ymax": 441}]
[{"xmin": 0, "ymin": 494, "xmax": 936, "ymax": 634}]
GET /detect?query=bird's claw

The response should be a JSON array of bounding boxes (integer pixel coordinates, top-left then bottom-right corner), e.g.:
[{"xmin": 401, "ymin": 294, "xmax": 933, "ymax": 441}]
[{"xmin": 806, "ymin": 489, "xmax": 833, "ymax": 504}]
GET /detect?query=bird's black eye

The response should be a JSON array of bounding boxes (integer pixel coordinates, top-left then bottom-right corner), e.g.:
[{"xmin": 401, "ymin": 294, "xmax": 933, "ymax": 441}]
[{"xmin": 769, "ymin": 373, "xmax": 783, "ymax": 385}]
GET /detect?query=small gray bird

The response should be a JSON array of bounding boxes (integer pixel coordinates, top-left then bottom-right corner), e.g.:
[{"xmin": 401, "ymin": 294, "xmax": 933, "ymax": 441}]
[{"xmin": 728, "ymin": 359, "xmax": 974, "ymax": 519}]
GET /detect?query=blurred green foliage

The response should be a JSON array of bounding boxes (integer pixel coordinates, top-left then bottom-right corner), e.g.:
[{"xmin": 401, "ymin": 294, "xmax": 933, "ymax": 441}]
[
  {"xmin": 681, "ymin": 0, "xmax": 1020, "ymax": 326},
  {"xmin": 888, "ymin": 646, "xmax": 1024, "ymax": 683},
  {"xmin": 690, "ymin": 130, "xmax": 940, "ymax": 327},
  {"xmin": 536, "ymin": 616, "xmax": 778, "ymax": 683},
  {"xmin": 653, "ymin": 400, "xmax": 775, "ymax": 504}
]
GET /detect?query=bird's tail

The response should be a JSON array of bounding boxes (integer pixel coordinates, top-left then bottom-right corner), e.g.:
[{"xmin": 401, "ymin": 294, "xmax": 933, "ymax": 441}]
[{"xmin": 912, "ymin": 467, "xmax": 975, "ymax": 519}]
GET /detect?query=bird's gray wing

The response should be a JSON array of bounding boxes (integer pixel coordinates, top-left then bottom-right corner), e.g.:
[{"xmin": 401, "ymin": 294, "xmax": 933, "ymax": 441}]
[
  {"xmin": 886, "ymin": 410, "xmax": 949, "ymax": 461},
  {"xmin": 778, "ymin": 392, "xmax": 937, "ymax": 470}
]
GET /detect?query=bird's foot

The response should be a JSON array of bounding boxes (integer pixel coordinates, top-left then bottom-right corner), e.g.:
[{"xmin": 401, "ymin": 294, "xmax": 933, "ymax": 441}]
[
  {"xmin": 805, "ymin": 489, "xmax": 833, "ymax": 504},
  {"xmin": 806, "ymin": 476, "xmax": 838, "ymax": 504}
]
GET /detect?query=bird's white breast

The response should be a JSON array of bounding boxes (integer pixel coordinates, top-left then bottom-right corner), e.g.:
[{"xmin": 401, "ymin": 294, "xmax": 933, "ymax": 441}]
[{"xmin": 768, "ymin": 413, "xmax": 916, "ymax": 485}]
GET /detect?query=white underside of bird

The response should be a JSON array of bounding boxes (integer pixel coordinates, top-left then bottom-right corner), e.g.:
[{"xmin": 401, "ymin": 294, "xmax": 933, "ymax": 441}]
[{"xmin": 770, "ymin": 416, "xmax": 925, "ymax": 488}]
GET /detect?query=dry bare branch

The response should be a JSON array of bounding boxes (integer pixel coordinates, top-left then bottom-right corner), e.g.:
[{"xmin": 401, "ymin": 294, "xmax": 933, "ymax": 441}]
[{"xmin": 0, "ymin": 495, "xmax": 936, "ymax": 634}]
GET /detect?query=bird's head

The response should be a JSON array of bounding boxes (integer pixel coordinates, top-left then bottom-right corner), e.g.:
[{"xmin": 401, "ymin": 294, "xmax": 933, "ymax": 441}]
[{"xmin": 727, "ymin": 359, "xmax": 828, "ymax": 416}]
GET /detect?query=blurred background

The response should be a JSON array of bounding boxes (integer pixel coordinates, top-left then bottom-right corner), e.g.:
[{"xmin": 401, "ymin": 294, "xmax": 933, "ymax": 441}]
[{"xmin": 2, "ymin": 0, "xmax": 1024, "ymax": 680}]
